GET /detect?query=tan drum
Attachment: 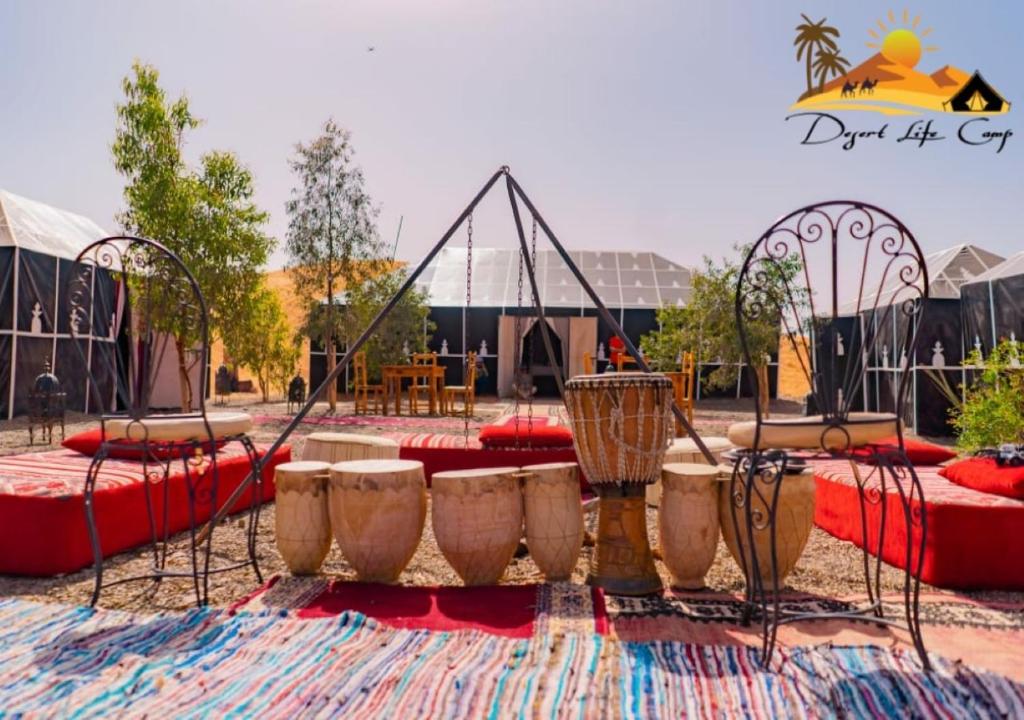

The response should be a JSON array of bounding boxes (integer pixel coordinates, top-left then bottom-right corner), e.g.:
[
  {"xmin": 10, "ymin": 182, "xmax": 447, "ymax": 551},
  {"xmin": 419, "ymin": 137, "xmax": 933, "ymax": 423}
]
[
  {"xmin": 522, "ymin": 462, "xmax": 584, "ymax": 582},
  {"xmin": 431, "ymin": 467, "xmax": 523, "ymax": 586},
  {"xmin": 328, "ymin": 459, "xmax": 426, "ymax": 583},
  {"xmin": 274, "ymin": 461, "xmax": 332, "ymax": 575},
  {"xmin": 302, "ymin": 432, "xmax": 399, "ymax": 463},
  {"xmin": 564, "ymin": 372, "xmax": 673, "ymax": 596},
  {"xmin": 658, "ymin": 463, "xmax": 722, "ymax": 590},
  {"xmin": 648, "ymin": 436, "xmax": 733, "ymax": 507},
  {"xmin": 719, "ymin": 466, "xmax": 816, "ymax": 589}
]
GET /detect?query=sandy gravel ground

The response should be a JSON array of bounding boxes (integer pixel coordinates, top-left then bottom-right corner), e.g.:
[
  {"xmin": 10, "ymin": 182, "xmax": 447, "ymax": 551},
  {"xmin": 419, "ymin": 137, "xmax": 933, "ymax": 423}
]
[{"xmin": 0, "ymin": 394, "xmax": 1015, "ymax": 612}]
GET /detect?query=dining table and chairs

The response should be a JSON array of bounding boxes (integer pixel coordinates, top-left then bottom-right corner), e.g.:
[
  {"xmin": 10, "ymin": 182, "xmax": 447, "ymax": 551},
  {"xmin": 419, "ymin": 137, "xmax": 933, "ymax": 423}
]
[{"xmin": 380, "ymin": 355, "xmax": 447, "ymax": 416}]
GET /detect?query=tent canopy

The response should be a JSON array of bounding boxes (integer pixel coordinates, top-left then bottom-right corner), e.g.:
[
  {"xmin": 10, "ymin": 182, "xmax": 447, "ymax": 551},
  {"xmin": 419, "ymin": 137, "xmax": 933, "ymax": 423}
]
[
  {"xmin": 961, "ymin": 250, "xmax": 1024, "ymax": 351},
  {"xmin": 944, "ymin": 71, "xmax": 1010, "ymax": 113},
  {"xmin": 0, "ymin": 190, "xmax": 108, "ymax": 260},
  {"xmin": 414, "ymin": 248, "xmax": 693, "ymax": 309},
  {"xmin": 838, "ymin": 243, "xmax": 1004, "ymax": 315}
]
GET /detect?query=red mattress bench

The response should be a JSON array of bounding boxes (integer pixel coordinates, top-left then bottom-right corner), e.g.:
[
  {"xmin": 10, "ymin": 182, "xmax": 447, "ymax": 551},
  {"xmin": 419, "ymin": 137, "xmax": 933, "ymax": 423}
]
[
  {"xmin": 384, "ymin": 432, "xmax": 587, "ymax": 490},
  {"xmin": 813, "ymin": 458, "xmax": 1024, "ymax": 590},
  {"xmin": 0, "ymin": 444, "xmax": 290, "ymax": 576}
]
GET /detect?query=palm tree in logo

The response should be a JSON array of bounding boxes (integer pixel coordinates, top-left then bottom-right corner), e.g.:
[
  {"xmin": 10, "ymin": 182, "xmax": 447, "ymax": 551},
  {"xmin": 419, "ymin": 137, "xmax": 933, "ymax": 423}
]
[
  {"xmin": 813, "ymin": 48, "xmax": 851, "ymax": 95},
  {"xmin": 794, "ymin": 14, "xmax": 840, "ymax": 99}
]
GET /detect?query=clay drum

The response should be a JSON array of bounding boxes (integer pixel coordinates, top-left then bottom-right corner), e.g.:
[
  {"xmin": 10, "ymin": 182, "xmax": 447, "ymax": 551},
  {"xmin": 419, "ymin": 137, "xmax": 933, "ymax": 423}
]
[
  {"xmin": 328, "ymin": 459, "xmax": 426, "ymax": 583},
  {"xmin": 720, "ymin": 466, "xmax": 816, "ymax": 589},
  {"xmin": 658, "ymin": 463, "xmax": 722, "ymax": 590},
  {"xmin": 431, "ymin": 467, "xmax": 523, "ymax": 586},
  {"xmin": 522, "ymin": 462, "xmax": 584, "ymax": 582},
  {"xmin": 274, "ymin": 461, "xmax": 332, "ymax": 575}
]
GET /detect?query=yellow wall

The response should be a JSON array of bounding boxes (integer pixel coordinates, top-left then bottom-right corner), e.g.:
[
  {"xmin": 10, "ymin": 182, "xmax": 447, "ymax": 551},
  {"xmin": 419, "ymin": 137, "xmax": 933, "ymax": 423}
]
[{"xmin": 209, "ymin": 269, "xmax": 309, "ymax": 394}]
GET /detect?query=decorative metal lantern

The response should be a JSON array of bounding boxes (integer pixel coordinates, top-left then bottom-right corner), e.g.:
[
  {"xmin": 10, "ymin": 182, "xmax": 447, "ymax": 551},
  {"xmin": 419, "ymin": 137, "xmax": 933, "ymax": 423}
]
[
  {"xmin": 215, "ymin": 364, "xmax": 233, "ymax": 405},
  {"xmin": 28, "ymin": 359, "xmax": 66, "ymax": 445},
  {"xmin": 288, "ymin": 375, "xmax": 306, "ymax": 413}
]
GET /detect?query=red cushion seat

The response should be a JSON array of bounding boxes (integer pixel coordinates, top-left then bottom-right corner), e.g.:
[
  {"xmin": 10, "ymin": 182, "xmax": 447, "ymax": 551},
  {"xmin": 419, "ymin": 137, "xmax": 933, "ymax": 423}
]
[
  {"xmin": 939, "ymin": 457, "xmax": 1024, "ymax": 500},
  {"xmin": 852, "ymin": 436, "xmax": 957, "ymax": 466},
  {"xmin": 478, "ymin": 423, "xmax": 574, "ymax": 449},
  {"xmin": 63, "ymin": 427, "xmax": 225, "ymax": 461}
]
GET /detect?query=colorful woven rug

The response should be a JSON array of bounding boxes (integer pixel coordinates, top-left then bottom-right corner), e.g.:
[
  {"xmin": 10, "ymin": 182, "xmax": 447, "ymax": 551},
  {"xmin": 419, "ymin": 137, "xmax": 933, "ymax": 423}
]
[
  {"xmin": 237, "ymin": 578, "xmax": 1024, "ymax": 685},
  {"xmin": 0, "ymin": 595, "xmax": 1020, "ymax": 718}
]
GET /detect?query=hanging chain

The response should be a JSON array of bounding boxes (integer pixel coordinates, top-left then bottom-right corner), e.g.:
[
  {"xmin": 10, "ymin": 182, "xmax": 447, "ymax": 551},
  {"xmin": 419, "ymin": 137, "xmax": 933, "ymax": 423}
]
[
  {"xmin": 526, "ymin": 216, "xmax": 539, "ymax": 446},
  {"xmin": 463, "ymin": 213, "xmax": 473, "ymax": 445},
  {"xmin": 513, "ymin": 244, "xmax": 525, "ymax": 450}
]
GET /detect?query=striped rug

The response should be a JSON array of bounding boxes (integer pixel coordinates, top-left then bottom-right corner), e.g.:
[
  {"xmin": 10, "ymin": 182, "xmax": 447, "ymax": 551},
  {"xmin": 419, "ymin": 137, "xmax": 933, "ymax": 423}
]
[{"xmin": 0, "ymin": 597, "xmax": 1020, "ymax": 718}]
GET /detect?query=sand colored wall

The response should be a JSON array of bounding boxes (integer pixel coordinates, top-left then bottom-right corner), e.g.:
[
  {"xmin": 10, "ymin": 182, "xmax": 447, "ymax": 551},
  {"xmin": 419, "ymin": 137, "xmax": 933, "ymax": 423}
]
[{"xmin": 776, "ymin": 336, "xmax": 811, "ymax": 400}]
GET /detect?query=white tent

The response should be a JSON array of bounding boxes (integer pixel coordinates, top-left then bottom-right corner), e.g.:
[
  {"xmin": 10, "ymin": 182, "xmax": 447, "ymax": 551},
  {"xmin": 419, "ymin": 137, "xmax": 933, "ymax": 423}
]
[{"xmin": 0, "ymin": 189, "xmax": 113, "ymax": 419}]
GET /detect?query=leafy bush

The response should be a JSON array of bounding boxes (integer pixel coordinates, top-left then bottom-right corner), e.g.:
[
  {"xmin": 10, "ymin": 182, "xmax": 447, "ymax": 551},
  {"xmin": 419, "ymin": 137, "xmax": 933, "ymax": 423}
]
[{"xmin": 951, "ymin": 339, "xmax": 1024, "ymax": 453}]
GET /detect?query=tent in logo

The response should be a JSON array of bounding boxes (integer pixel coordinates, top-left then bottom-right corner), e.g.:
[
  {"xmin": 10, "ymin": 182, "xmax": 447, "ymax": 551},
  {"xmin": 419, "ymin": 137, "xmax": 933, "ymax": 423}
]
[{"xmin": 943, "ymin": 71, "xmax": 1010, "ymax": 112}]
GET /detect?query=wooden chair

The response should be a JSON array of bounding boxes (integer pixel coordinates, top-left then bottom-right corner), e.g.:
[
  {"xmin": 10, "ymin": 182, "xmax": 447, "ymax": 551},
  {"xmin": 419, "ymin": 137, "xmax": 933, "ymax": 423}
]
[
  {"xmin": 671, "ymin": 351, "xmax": 696, "ymax": 437},
  {"xmin": 616, "ymin": 353, "xmax": 638, "ymax": 372},
  {"xmin": 582, "ymin": 351, "xmax": 594, "ymax": 375},
  {"xmin": 444, "ymin": 351, "xmax": 477, "ymax": 418},
  {"xmin": 352, "ymin": 351, "xmax": 383, "ymax": 415},
  {"xmin": 408, "ymin": 352, "xmax": 437, "ymax": 415}
]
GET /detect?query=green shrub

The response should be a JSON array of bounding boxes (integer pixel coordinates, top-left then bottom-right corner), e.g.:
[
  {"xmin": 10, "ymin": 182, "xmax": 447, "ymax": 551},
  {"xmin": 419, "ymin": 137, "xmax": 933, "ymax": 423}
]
[{"xmin": 951, "ymin": 339, "xmax": 1024, "ymax": 453}]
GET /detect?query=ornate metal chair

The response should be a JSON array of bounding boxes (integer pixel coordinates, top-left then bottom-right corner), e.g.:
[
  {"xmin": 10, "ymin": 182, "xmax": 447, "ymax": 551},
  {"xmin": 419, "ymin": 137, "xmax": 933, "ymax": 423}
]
[
  {"xmin": 725, "ymin": 202, "xmax": 931, "ymax": 670},
  {"xmin": 66, "ymin": 235, "xmax": 264, "ymax": 606}
]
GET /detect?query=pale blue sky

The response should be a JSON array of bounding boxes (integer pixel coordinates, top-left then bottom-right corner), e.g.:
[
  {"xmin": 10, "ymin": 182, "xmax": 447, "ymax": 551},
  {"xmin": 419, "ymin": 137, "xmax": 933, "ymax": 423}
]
[{"xmin": 1, "ymin": 1, "xmax": 1020, "ymax": 269}]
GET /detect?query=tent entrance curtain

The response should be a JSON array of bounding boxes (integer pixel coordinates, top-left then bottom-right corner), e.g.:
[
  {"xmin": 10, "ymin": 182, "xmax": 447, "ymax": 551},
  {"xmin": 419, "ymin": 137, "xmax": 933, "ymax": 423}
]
[{"xmin": 496, "ymin": 314, "xmax": 596, "ymax": 398}]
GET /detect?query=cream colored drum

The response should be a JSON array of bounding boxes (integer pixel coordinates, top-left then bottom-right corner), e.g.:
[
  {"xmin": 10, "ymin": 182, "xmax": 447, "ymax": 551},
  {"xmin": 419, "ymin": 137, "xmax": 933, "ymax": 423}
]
[
  {"xmin": 521, "ymin": 462, "xmax": 584, "ymax": 582},
  {"xmin": 302, "ymin": 432, "xmax": 399, "ymax": 463},
  {"xmin": 274, "ymin": 461, "xmax": 332, "ymax": 575},
  {"xmin": 328, "ymin": 459, "xmax": 426, "ymax": 583},
  {"xmin": 431, "ymin": 467, "xmax": 523, "ymax": 586},
  {"xmin": 658, "ymin": 463, "xmax": 723, "ymax": 590},
  {"xmin": 648, "ymin": 436, "xmax": 734, "ymax": 507},
  {"xmin": 720, "ymin": 467, "xmax": 816, "ymax": 589}
]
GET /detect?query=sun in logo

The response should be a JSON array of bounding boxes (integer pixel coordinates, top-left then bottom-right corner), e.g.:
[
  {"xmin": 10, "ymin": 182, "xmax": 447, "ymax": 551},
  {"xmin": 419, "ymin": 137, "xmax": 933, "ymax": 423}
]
[{"xmin": 866, "ymin": 9, "xmax": 939, "ymax": 68}]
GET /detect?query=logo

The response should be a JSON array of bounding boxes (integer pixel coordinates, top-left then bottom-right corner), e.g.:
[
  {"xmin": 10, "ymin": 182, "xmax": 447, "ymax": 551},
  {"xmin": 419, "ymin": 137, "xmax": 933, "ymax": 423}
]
[{"xmin": 786, "ymin": 11, "xmax": 1013, "ymax": 152}]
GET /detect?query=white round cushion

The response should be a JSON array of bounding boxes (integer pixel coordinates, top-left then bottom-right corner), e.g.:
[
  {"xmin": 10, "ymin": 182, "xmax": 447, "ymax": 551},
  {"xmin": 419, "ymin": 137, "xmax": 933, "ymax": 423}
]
[
  {"xmin": 104, "ymin": 412, "xmax": 253, "ymax": 442},
  {"xmin": 305, "ymin": 432, "xmax": 398, "ymax": 448},
  {"xmin": 727, "ymin": 413, "xmax": 899, "ymax": 451}
]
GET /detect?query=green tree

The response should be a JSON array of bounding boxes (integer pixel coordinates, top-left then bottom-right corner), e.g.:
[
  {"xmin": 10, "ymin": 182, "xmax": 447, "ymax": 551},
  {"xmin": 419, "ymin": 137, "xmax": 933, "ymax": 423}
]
[
  {"xmin": 640, "ymin": 247, "xmax": 802, "ymax": 417},
  {"xmin": 112, "ymin": 61, "xmax": 273, "ymax": 409},
  {"xmin": 326, "ymin": 269, "xmax": 435, "ymax": 383},
  {"xmin": 285, "ymin": 120, "xmax": 385, "ymax": 410},
  {"xmin": 222, "ymin": 284, "xmax": 300, "ymax": 403},
  {"xmin": 794, "ymin": 14, "xmax": 840, "ymax": 99},
  {"xmin": 951, "ymin": 340, "xmax": 1024, "ymax": 452},
  {"xmin": 813, "ymin": 47, "xmax": 851, "ymax": 95}
]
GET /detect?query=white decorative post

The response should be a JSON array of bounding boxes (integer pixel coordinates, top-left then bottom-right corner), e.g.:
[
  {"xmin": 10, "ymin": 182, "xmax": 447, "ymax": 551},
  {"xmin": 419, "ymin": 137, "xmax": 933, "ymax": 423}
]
[
  {"xmin": 836, "ymin": 332, "xmax": 845, "ymax": 357},
  {"xmin": 30, "ymin": 303, "xmax": 43, "ymax": 335},
  {"xmin": 931, "ymin": 341, "xmax": 945, "ymax": 368},
  {"xmin": 440, "ymin": 339, "xmax": 449, "ymax": 356},
  {"xmin": 597, "ymin": 342, "xmax": 606, "ymax": 361},
  {"xmin": 479, "ymin": 339, "xmax": 488, "ymax": 356}
]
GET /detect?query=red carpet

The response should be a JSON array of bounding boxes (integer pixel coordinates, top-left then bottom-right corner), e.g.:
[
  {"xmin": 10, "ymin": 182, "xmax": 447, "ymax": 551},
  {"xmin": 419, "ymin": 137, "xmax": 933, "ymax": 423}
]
[{"xmin": 233, "ymin": 576, "xmax": 545, "ymax": 638}]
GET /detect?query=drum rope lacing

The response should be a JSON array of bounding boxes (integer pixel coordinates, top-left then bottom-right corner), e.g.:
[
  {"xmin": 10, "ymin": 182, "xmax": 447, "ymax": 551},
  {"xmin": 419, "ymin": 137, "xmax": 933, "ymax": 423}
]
[{"xmin": 564, "ymin": 375, "xmax": 673, "ymax": 488}]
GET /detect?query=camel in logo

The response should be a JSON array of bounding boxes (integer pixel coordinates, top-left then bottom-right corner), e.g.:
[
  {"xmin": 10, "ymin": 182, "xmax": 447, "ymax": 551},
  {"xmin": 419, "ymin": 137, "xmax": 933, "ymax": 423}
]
[
  {"xmin": 859, "ymin": 78, "xmax": 878, "ymax": 95},
  {"xmin": 840, "ymin": 79, "xmax": 859, "ymax": 97}
]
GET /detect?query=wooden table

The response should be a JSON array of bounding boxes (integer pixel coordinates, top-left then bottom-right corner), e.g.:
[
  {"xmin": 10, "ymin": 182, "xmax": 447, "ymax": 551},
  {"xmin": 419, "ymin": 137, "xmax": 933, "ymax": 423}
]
[{"xmin": 381, "ymin": 364, "xmax": 446, "ymax": 416}]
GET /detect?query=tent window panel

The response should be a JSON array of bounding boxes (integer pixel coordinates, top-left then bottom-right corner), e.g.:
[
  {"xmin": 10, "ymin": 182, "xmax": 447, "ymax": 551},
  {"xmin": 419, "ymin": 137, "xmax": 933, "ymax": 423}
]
[
  {"xmin": 54, "ymin": 337, "xmax": 92, "ymax": 413},
  {"xmin": 0, "ymin": 248, "xmax": 13, "ymax": 330},
  {"xmin": 89, "ymin": 339, "xmax": 124, "ymax": 414},
  {"xmin": 12, "ymin": 336, "xmax": 54, "ymax": 416},
  {"xmin": 0, "ymin": 335, "xmax": 10, "ymax": 417},
  {"xmin": 16, "ymin": 249, "xmax": 58, "ymax": 335}
]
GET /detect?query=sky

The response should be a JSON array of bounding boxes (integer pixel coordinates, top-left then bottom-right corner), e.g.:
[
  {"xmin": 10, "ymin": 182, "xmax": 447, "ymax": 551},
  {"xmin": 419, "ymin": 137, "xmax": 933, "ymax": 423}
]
[{"xmin": 1, "ymin": 1, "xmax": 1021, "ymax": 271}]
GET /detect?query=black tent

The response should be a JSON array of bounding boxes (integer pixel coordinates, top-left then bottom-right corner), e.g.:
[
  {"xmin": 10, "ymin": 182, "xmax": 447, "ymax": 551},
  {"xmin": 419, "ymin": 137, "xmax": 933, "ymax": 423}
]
[
  {"xmin": 0, "ymin": 190, "xmax": 119, "ymax": 419},
  {"xmin": 823, "ymin": 244, "xmax": 1004, "ymax": 436},
  {"xmin": 961, "ymin": 251, "xmax": 1024, "ymax": 355},
  {"xmin": 308, "ymin": 248, "xmax": 780, "ymax": 399},
  {"xmin": 944, "ymin": 71, "xmax": 1010, "ymax": 113}
]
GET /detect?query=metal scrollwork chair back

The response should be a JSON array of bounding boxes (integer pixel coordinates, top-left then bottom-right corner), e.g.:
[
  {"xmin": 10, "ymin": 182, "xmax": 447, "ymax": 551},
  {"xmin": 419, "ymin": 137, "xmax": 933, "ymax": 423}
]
[
  {"xmin": 65, "ymin": 235, "xmax": 263, "ymax": 607},
  {"xmin": 734, "ymin": 201, "xmax": 929, "ymax": 453}
]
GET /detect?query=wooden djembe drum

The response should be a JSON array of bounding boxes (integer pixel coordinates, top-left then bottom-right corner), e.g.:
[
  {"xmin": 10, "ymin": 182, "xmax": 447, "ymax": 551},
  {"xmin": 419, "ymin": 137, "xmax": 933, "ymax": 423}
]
[{"xmin": 564, "ymin": 372, "xmax": 673, "ymax": 596}]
